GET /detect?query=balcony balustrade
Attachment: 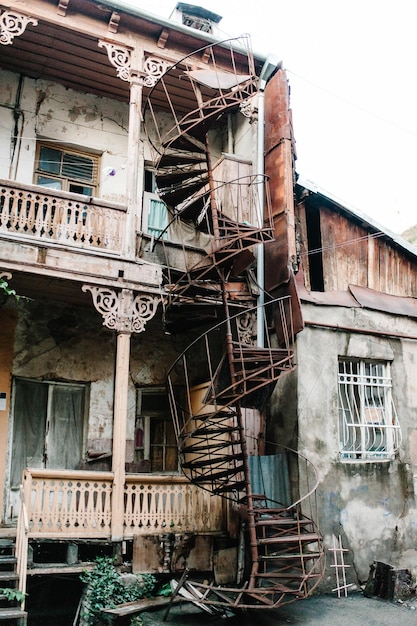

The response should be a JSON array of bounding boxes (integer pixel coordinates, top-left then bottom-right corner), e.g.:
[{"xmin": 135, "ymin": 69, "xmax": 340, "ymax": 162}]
[
  {"xmin": 20, "ymin": 468, "xmax": 224, "ymax": 540},
  {"xmin": 0, "ymin": 180, "xmax": 126, "ymax": 253}
]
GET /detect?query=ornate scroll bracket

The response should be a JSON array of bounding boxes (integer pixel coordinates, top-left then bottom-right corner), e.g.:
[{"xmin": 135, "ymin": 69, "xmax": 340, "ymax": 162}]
[
  {"xmin": 239, "ymin": 97, "xmax": 258, "ymax": 123},
  {"xmin": 0, "ymin": 272, "xmax": 12, "ymax": 281},
  {"xmin": 142, "ymin": 56, "xmax": 167, "ymax": 87},
  {"xmin": 98, "ymin": 40, "xmax": 167, "ymax": 87},
  {"xmin": 0, "ymin": 11, "xmax": 38, "ymax": 45},
  {"xmin": 237, "ymin": 311, "xmax": 256, "ymax": 345},
  {"xmin": 98, "ymin": 40, "xmax": 132, "ymax": 81},
  {"xmin": 82, "ymin": 285, "xmax": 160, "ymax": 334}
]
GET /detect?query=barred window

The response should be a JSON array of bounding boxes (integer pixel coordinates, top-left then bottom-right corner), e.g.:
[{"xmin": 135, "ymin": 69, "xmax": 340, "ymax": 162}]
[{"xmin": 338, "ymin": 360, "xmax": 401, "ymax": 461}]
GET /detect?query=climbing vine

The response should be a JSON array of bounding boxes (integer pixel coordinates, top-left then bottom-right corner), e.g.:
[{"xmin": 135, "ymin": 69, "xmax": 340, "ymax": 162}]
[
  {"xmin": 0, "ymin": 277, "xmax": 18, "ymax": 298},
  {"xmin": 80, "ymin": 557, "xmax": 157, "ymax": 626}
]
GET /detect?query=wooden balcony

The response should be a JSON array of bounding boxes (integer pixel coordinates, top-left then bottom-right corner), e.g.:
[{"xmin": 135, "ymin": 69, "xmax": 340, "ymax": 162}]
[
  {"xmin": 20, "ymin": 468, "xmax": 225, "ymax": 541},
  {"xmin": 0, "ymin": 179, "xmax": 126, "ymax": 254}
]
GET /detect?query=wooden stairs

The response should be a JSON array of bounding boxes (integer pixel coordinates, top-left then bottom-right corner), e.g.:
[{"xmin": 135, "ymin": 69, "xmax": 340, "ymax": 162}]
[{"xmin": 0, "ymin": 539, "xmax": 27, "ymax": 625}]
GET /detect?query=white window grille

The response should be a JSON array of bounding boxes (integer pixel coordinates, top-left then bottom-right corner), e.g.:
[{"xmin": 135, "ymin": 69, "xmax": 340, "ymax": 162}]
[{"xmin": 338, "ymin": 360, "xmax": 401, "ymax": 461}]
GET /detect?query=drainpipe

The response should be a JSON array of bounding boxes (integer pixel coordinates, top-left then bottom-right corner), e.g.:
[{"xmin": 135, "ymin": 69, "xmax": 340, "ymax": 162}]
[{"xmin": 256, "ymin": 56, "xmax": 279, "ymax": 347}]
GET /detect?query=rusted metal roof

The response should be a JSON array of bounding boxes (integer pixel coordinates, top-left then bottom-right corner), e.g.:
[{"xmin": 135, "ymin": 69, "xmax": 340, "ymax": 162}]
[
  {"xmin": 349, "ymin": 284, "xmax": 417, "ymax": 318},
  {"xmin": 295, "ymin": 267, "xmax": 360, "ymax": 307},
  {"xmin": 296, "ymin": 266, "xmax": 417, "ymax": 319}
]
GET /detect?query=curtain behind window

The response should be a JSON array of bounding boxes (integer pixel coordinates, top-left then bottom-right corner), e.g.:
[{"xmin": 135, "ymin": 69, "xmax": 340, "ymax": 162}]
[
  {"xmin": 11, "ymin": 380, "xmax": 85, "ymax": 487},
  {"xmin": 47, "ymin": 385, "xmax": 84, "ymax": 469},
  {"xmin": 11, "ymin": 380, "xmax": 47, "ymax": 487}
]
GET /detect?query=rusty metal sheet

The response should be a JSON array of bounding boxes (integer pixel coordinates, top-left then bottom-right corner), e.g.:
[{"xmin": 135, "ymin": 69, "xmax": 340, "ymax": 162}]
[
  {"xmin": 264, "ymin": 213, "xmax": 290, "ymax": 292},
  {"xmin": 349, "ymin": 284, "xmax": 417, "ymax": 318},
  {"xmin": 295, "ymin": 268, "xmax": 361, "ymax": 307}
]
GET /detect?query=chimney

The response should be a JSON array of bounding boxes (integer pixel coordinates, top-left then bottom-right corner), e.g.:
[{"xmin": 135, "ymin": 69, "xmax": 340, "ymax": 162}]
[{"xmin": 170, "ymin": 3, "xmax": 222, "ymax": 35}]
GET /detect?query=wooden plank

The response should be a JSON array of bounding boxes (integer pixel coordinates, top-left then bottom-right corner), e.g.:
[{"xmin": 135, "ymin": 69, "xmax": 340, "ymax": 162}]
[{"xmin": 103, "ymin": 595, "xmax": 184, "ymax": 616}]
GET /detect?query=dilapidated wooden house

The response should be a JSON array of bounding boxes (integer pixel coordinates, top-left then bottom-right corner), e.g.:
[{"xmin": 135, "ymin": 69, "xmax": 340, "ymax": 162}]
[
  {"xmin": 2, "ymin": 1, "xmax": 417, "ymax": 624},
  {"xmin": 265, "ymin": 165, "xmax": 417, "ymax": 590},
  {"xmin": 0, "ymin": 1, "xmax": 326, "ymax": 623}
]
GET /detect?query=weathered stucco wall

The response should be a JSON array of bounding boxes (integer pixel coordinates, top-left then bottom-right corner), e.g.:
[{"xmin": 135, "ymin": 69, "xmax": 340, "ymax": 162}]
[
  {"xmin": 293, "ymin": 302, "xmax": 417, "ymax": 587},
  {"xmin": 2, "ymin": 296, "xmax": 190, "ymax": 520},
  {"xmin": 0, "ymin": 70, "xmax": 129, "ymax": 202}
]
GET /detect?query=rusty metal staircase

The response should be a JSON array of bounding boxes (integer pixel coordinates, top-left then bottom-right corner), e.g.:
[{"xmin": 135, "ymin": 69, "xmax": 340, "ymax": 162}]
[
  {"xmin": 166, "ymin": 301, "xmax": 325, "ymax": 609},
  {"xmin": 145, "ymin": 37, "xmax": 325, "ymax": 610}
]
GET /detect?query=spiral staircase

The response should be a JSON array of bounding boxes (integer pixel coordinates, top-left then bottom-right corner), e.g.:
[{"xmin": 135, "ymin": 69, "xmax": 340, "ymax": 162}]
[{"xmin": 144, "ymin": 37, "xmax": 325, "ymax": 611}]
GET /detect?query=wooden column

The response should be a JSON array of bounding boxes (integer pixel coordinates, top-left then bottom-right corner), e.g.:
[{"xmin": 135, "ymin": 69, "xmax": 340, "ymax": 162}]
[
  {"xmin": 0, "ymin": 299, "xmax": 17, "ymax": 521},
  {"xmin": 111, "ymin": 330, "xmax": 130, "ymax": 540},
  {"xmin": 125, "ymin": 53, "xmax": 144, "ymax": 260},
  {"xmin": 82, "ymin": 286, "xmax": 160, "ymax": 541}
]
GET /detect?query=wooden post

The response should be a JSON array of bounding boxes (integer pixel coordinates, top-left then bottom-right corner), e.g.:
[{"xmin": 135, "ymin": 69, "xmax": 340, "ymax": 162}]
[
  {"xmin": 82, "ymin": 286, "xmax": 160, "ymax": 542},
  {"xmin": 125, "ymin": 51, "xmax": 144, "ymax": 260},
  {"xmin": 111, "ymin": 330, "xmax": 131, "ymax": 541}
]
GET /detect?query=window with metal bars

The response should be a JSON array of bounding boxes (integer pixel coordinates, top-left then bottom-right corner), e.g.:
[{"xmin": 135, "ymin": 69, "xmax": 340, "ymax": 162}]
[
  {"xmin": 34, "ymin": 143, "xmax": 99, "ymax": 195},
  {"xmin": 338, "ymin": 359, "xmax": 401, "ymax": 461}
]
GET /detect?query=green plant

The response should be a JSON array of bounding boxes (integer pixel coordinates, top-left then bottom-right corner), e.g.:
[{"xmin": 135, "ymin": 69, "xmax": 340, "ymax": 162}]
[
  {"xmin": 80, "ymin": 557, "xmax": 156, "ymax": 626},
  {"xmin": 157, "ymin": 582, "xmax": 172, "ymax": 597},
  {"xmin": 0, "ymin": 278, "xmax": 17, "ymax": 299},
  {"xmin": 0, "ymin": 587, "xmax": 27, "ymax": 603}
]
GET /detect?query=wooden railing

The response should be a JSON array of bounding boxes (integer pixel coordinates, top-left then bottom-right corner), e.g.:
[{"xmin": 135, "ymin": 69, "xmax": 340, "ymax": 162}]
[
  {"xmin": 16, "ymin": 488, "xmax": 29, "ymax": 607},
  {"xmin": 20, "ymin": 469, "xmax": 224, "ymax": 540},
  {"xmin": 124, "ymin": 474, "xmax": 224, "ymax": 538},
  {"xmin": 0, "ymin": 180, "xmax": 126, "ymax": 252},
  {"xmin": 22, "ymin": 469, "xmax": 113, "ymax": 539}
]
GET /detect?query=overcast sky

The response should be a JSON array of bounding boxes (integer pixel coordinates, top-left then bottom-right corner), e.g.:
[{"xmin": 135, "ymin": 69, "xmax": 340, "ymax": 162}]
[{"xmin": 131, "ymin": 0, "xmax": 417, "ymax": 235}]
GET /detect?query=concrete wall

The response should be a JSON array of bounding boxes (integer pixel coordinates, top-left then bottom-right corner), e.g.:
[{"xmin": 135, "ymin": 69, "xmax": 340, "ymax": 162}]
[{"xmin": 289, "ymin": 302, "xmax": 417, "ymax": 588}]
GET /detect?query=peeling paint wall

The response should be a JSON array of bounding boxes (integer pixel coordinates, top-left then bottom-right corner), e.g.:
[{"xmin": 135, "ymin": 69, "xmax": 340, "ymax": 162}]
[
  {"xmin": 3, "ymin": 298, "xmax": 189, "ymax": 520},
  {"xmin": 0, "ymin": 305, "xmax": 17, "ymax": 516},
  {"xmin": 0, "ymin": 70, "xmax": 129, "ymax": 202},
  {"xmin": 278, "ymin": 302, "xmax": 417, "ymax": 587}
]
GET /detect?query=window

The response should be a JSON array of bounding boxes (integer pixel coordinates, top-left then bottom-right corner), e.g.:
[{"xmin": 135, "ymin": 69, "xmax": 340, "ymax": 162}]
[
  {"xmin": 10, "ymin": 378, "xmax": 86, "ymax": 487},
  {"xmin": 338, "ymin": 360, "xmax": 401, "ymax": 461},
  {"xmin": 34, "ymin": 143, "xmax": 99, "ymax": 195},
  {"xmin": 135, "ymin": 388, "xmax": 178, "ymax": 472},
  {"xmin": 305, "ymin": 205, "xmax": 324, "ymax": 291},
  {"xmin": 143, "ymin": 169, "xmax": 168, "ymax": 240}
]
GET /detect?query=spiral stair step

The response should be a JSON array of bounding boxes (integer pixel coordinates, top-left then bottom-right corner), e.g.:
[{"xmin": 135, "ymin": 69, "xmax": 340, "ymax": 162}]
[
  {"xmin": 182, "ymin": 437, "xmax": 241, "ymax": 450},
  {"xmin": 258, "ymin": 533, "xmax": 321, "ymax": 546},
  {"xmin": 182, "ymin": 452, "xmax": 244, "ymax": 470}
]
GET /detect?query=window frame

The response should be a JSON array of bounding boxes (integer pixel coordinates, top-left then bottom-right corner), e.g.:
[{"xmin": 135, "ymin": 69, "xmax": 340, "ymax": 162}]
[
  {"xmin": 9, "ymin": 377, "xmax": 88, "ymax": 488},
  {"xmin": 34, "ymin": 142, "xmax": 100, "ymax": 196},
  {"xmin": 143, "ymin": 168, "xmax": 169, "ymax": 240},
  {"xmin": 135, "ymin": 387, "xmax": 179, "ymax": 474},
  {"xmin": 338, "ymin": 359, "xmax": 401, "ymax": 462}
]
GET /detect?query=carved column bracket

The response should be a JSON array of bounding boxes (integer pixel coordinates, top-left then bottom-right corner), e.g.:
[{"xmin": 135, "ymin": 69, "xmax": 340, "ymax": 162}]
[
  {"xmin": 82, "ymin": 286, "xmax": 159, "ymax": 334},
  {"xmin": 98, "ymin": 40, "xmax": 132, "ymax": 81},
  {"xmin": 0, "ymin": 272, "xmax": 12, "ymax": 281},
  {"xmin": 0, "ymin": 11, "xmax": 38, "ymax": 45},
  {"xmin": 142, "ymin": 56, "xmax": 167, "ymax": 87},
  {"xmin": 97, "ymin": 40, "xmax": 167, "ymax": 88}
]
